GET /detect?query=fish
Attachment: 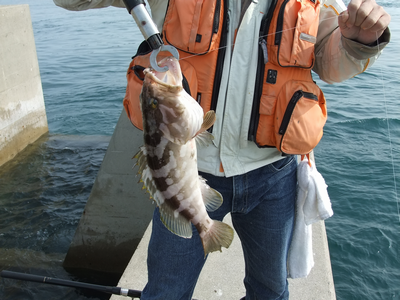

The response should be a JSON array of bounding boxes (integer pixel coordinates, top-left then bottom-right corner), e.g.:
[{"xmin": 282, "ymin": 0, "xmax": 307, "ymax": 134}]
[{"xmin": 134, "ymin": 56, "xmax": 234, "ymax": 255}]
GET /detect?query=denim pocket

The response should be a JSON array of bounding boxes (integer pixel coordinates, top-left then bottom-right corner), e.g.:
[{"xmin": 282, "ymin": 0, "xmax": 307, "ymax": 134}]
[{"xmin": 269, "ymin": 155, "xmax": 295, "ymax": 172}]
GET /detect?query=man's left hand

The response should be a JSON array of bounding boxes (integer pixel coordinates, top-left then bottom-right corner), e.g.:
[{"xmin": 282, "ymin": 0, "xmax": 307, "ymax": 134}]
[{"xmin": 338, "ymin": 0, "xmax": 391, "ymax": 45}]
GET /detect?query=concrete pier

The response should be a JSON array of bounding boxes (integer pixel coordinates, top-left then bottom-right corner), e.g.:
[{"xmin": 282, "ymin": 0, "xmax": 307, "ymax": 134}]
[
  {"xmin": 63, "ymin": 110, "xmax": 154, "ymax": 274},
  {"xmin": 0, "ymin": 5, "xmax": 48, "ymax": 167},
  {"xmin": 111, "ymin": 217, "xmax": 336, "ymax": 300}
]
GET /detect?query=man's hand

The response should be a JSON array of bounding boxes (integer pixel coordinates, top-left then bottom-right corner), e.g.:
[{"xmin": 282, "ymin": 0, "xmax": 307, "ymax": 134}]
[{"xmin": 338, "ymin": 0, "xmax": 391, "ymax": 45}]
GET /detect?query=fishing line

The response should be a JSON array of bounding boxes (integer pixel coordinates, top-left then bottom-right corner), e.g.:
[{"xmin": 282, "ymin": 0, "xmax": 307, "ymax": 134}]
[
  {"xmin": 175, "ymin": 14, "xmax": 339, "ymax": 63},
  {"xmin": 376, "ymin": 32, "xmax": 400, "ymax": 224}
]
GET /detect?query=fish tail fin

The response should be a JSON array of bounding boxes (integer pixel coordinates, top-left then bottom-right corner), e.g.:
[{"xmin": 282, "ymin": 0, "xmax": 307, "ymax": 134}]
[{"xmin": 201, "ymin": 220, "xmax": 234, "ymax": 256}]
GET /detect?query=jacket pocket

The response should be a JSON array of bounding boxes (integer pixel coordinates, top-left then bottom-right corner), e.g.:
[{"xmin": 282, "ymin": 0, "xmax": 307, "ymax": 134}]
[
  {"xmin": 269, "ymin": 0, "xmax": 320, "ymax": 68},
  {"xmin": 274, "ymin": 80, "xmax": 327, "ymax": 155},
  {"xmin": 250, "ymin": 77, "xmax": 327, "ymax": 155},
  {"xmin": 163, "ymin": 0, "xmax": 222, "ymax": 54}
]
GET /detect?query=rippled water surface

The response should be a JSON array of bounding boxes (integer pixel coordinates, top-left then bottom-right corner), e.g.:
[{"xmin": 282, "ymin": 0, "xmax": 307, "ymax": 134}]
[{"xmin": 0, "ymin": 0, "xmax": 399, "ymax": 299}]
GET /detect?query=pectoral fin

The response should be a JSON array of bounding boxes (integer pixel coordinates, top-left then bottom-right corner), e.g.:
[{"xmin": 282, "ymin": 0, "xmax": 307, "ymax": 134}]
[
  {"xmin": 199, "ymin": 176, "xmax": 223, "ymax": 212},
  {"xmin": 195, "ymin": 131, "xmax": 214, "ymax": 147}
]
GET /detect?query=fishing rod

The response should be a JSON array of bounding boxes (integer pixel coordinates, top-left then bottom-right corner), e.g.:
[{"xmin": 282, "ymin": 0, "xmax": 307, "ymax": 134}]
[
  {"xmin": 1, "ymin": 270, "xmax": 201, "ymax": 300},
  {"xmin": 0, "ymin": 270, "xmax": 141, "ymax": 298}
]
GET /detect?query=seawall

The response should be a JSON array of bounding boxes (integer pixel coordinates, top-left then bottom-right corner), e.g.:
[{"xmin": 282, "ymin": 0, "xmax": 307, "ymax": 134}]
[{"xmin": 0, "ymin": 5, "xmax": 48, "ymax": 167}]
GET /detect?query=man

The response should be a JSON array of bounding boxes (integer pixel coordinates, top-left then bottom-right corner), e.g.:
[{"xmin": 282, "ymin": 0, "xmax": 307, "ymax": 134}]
[{"xmin": 54, "ymin": 0, "xmax": 390, "ymax": 299}]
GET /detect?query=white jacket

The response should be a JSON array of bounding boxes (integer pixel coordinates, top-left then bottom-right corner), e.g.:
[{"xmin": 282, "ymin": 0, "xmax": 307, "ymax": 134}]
[{"xmin": 54, "ymin": 0, "xmax": 390, "ymax": 177}]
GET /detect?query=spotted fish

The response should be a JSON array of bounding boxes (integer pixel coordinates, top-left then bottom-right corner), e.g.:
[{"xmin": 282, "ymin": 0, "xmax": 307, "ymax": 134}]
[{"xmin": 134, "ymin": 57, "xmax": 234, "ymax": 255}]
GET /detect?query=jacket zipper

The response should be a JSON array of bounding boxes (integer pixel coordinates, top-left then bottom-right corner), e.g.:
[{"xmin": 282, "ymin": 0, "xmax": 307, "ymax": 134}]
[
  {"xmin": 278, "ymin": 90, "xmax": 318, "ymax": 135},
  {"xmin": 182, "ymin": 75, "xmax": 191, "ymax": 96},
  {"xmin": 247, "ymin": 1, "xmax": 277, "ymax": 142},
  {"xmin": 275, "ymin": 0, "xmax": 290, "ymax": 45},
  {"xmin": 248, "ymin": 37, "xmax": 266, "ymax": 141},
  {"xmin": 213, "ymin": 0, "xmax": 221, "ymax": 33},
  {"xmin": 303, "ymin": 91, "xmax": 318, "ymax": 101},
  {"xmin": 209, "ymin": 0, "xmax": 229, "ymax": 122}
]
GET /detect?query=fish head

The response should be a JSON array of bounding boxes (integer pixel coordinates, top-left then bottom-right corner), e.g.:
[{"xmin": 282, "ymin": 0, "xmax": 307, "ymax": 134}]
[{"xmin": 140, "ymin": 57, "xmax": 203, "ymax": 145}]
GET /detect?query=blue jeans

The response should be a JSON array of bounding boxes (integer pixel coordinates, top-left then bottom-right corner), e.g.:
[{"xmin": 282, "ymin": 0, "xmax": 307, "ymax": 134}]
[{"xmin": 141, "ymin": 156, "xmax": 297, "ymax": 300}]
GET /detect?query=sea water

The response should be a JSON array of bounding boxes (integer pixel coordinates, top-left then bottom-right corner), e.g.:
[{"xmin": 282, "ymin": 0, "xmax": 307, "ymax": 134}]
[{"xmin": 0, "ymin": 0, "xmax": 399, "ymax": 299}]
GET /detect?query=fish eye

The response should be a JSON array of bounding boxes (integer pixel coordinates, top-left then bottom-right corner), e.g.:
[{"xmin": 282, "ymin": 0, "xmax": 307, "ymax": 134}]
[{"xmin": 149, "ymin": 98, "xmax": 158, "ymax": 109}]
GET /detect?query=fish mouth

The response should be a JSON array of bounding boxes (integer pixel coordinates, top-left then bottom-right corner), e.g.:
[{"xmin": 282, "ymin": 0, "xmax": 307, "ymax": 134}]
[{"xmin": 144, "ymin": 57, "xmax": 183, "ymax": 88}]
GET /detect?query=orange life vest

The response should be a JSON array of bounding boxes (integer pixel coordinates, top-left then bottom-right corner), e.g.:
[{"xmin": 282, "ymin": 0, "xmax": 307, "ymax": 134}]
[
  {"xmin": 248, "ymin": 0, "xmax": 327, "ymax": 155},
  {"xmin": 123, "ymin": 0, "xmax": 327, "ymax": 155},
  {"xmin": 123, "ymin": 0, "xmax": 227, "ymax": 131}
]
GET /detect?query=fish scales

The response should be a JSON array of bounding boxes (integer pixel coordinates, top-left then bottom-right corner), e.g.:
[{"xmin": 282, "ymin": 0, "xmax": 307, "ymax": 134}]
[{"xmin": 135, "ymin": 57, "xmax": 234, "ymax": 255}]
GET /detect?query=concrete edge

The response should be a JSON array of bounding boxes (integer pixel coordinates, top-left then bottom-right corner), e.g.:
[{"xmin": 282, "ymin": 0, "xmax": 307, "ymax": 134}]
[{"xmin": 110, "ymin": 215, "xmax": 336, "ymax": 300}]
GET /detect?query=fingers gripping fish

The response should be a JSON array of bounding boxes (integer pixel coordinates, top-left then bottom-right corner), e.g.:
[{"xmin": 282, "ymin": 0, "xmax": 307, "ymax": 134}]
[{"xmin": 134, "ymin": 57, "xmax": 234, "ymax": 255}]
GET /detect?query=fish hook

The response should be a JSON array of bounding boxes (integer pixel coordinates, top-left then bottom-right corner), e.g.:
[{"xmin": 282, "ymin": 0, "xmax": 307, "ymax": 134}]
[{"xmin": 150, "ymin": 45, "xmax": 180, "ymax": 72}]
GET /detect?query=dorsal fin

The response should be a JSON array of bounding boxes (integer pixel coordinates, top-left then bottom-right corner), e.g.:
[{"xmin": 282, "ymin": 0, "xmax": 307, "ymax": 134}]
[
  {"xmin": 134, "ymin": 146, "xmax": 192, "ymax": 238},
  {"xmin": 134, "ymin": 146, "xmax": 159, "ymax": 201}
]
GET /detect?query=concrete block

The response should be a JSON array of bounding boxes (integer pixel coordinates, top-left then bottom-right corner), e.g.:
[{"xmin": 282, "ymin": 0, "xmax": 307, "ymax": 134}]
[
  {"xmin": 63, "ymin": 110, "xmax": 155, "ymax": 274},
  {"xmin": 0, "ymin": 5, "xmax": 48, "ymax": 167}
]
